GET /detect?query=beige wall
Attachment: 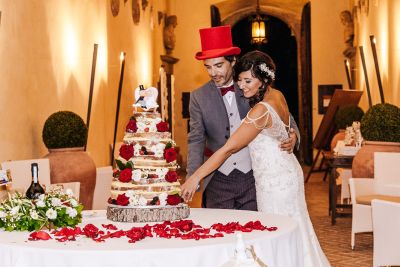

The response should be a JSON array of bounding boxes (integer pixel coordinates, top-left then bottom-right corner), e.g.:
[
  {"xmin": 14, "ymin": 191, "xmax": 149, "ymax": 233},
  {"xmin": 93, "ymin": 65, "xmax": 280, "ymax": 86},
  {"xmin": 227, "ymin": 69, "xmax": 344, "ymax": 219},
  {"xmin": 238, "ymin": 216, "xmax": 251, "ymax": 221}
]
[
  {"xmin": 0, "ymin": 0, "xmax": 166, "ymax": 167},
  {"xmin": 1, "ymin": 0, "xmax": 398, "ymax": 168},
  {"xmin": 310, "ymin": 0, "xmax": 350, "ymax": 137},
  {"xmin": 353, "ymin": 0, "xmax": 400, "ymax": 109}
]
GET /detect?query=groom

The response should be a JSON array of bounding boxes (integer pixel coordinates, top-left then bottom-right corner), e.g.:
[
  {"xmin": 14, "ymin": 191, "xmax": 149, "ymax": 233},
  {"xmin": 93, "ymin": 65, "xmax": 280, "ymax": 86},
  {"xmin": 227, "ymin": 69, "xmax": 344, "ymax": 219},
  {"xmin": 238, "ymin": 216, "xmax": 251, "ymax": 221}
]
[{"xmin": 186, "ymin": 25, "xmax": 299, "ymax": 210}]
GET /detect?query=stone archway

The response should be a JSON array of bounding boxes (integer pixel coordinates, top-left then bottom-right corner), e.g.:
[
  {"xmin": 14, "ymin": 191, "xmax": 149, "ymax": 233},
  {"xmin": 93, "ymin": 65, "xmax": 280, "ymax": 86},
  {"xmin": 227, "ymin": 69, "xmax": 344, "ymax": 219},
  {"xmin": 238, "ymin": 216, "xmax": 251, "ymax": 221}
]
[{"xmin": 213, "ymin": 0, "xmax": 312, "ymax": 164}]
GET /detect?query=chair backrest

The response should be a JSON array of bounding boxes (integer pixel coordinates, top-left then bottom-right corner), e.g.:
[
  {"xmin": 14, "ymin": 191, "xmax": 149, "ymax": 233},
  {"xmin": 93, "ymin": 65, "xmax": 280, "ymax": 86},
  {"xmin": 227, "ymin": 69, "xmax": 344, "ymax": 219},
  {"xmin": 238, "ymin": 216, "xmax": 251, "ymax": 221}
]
[
  {"xmin": 374, "ymin": 152, "xmax": 400, "ymax": 195},
  {"xmin": 372, "ymin": 199, "xmax": 400, "ymax": 267},
  {"xmin": 1, "ymin": 159, "xmax": 51, "ymax": 193},
  {"xmin": 92, "ymin": 166, "xmax": 113, "ymax": 210}
]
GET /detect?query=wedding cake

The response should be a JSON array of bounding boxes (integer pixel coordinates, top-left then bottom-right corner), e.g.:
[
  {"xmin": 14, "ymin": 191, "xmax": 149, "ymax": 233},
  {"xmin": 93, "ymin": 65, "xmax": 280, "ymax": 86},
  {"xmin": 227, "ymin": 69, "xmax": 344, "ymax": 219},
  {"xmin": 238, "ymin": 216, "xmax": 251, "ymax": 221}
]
[{"xmin": 107, "ymin": 86, "xmax": 190, "ymax": 223}]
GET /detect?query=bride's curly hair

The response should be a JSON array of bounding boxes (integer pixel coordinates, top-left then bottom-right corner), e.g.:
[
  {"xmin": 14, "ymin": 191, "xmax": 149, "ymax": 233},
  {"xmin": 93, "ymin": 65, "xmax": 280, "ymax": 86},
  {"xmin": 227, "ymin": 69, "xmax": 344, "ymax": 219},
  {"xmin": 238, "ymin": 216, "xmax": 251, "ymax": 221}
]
[{"xmin": 233, "ymin": 51, "xmax": 276, "ymax": 107}]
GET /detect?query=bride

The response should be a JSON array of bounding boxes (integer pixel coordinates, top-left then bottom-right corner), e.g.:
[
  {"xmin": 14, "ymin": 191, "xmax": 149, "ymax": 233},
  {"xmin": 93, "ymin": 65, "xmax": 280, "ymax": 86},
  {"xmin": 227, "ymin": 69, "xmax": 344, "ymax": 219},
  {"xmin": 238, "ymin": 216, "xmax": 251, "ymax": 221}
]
[{"xmin": 181, "ymin": 51, "xmax": 330, "ymax": 266}]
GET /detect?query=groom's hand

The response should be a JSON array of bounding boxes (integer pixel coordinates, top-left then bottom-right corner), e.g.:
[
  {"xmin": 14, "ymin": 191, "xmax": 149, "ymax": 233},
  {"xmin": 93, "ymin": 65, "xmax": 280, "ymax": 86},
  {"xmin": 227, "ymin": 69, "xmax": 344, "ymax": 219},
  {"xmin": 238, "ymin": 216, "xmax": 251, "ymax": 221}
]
[{"xmin": 280, "ymin": 128, "xmax": 297, "ymax": 154}]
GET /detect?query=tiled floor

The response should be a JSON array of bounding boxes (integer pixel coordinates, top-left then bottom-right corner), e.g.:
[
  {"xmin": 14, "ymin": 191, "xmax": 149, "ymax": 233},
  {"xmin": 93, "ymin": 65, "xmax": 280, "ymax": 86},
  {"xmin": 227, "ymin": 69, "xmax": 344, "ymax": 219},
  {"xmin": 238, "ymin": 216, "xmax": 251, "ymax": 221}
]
[
  {"xmin": 305, "ymin": 168, "xmax": 373, "ymax": 267},
  {"xmin": 189, "ymin": 167, "xmax": 373, "ymax": 267}
]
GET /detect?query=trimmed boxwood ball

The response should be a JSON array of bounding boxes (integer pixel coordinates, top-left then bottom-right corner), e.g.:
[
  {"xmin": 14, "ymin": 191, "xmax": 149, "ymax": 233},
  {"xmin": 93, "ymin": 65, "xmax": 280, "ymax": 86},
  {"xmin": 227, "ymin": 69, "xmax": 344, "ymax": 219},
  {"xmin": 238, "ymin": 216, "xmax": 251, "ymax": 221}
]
[
  {"xmin": 360, "ymin": 103, "xmax": 400, "ymax": 143},
  {"xmin": 42, "ymin": 111, "xmax": 88, "ymax": 149},
  {"xmin": 334, "ymin": 105, "xmax": 364, "ymax": 130}
]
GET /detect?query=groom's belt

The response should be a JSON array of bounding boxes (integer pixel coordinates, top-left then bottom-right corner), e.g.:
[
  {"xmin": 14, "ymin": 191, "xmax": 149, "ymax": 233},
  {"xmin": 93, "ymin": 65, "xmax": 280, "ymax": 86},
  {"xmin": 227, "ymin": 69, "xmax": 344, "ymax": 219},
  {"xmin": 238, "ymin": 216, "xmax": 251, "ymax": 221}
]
[{"xmin": 204, "ymin": 147, "xmax": 214, "ymax": 157}]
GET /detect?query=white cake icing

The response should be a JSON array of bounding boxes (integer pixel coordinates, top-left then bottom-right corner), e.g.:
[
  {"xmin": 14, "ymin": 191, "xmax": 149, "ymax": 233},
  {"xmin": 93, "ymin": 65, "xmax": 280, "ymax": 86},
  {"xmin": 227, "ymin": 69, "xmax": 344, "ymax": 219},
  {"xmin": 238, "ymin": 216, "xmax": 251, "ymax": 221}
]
[{"xmin": 108, "ymin": 88, "xmax": 185, "ymax": 209}]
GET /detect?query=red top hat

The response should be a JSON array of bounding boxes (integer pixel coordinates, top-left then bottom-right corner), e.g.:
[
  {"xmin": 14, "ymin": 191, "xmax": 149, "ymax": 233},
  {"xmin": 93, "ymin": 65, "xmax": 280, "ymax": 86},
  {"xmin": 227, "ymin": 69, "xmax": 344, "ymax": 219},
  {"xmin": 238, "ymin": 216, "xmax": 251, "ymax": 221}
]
[{"xmin": 195, "ymin": 25, "xmax": 241, "ymax": 60}]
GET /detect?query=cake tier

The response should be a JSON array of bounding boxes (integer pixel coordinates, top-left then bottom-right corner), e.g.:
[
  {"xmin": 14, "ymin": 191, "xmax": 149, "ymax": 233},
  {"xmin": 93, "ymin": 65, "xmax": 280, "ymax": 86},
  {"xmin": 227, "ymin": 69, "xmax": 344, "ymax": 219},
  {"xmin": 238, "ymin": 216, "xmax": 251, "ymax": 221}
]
[
  {"xmin": 132, "ymin": 106, "xmax": 158, "ymax": 113},
  {"xmin": 131, "ymin": 164, "xmax": 177, "ymax": 172},
  {"xmin": 121, "ymin": 135, "xmax": 176, "ymax": 164},
  {"xmin": 111, "ymin": 180, "xmax": 180, "ymax": 192},
  {"xmin": 111, "ymin": 179, "xmax": 180, "ymax": 198},
  {"xmin": 124, "ymin": 132, "xmax": 171, "ymax": 141},
  {"xmin": 110, "ymin": 190, "xmax": 179, "ymax": 202},
  {"xmin": 132, "ymin": 157, "xmax": 177, "ymax": 167},
  {"xmin": 126, "ymin": 111, "xmax": 169, "ymax": 135},
  {"xmin": 107, "ymin": 203, "xmax": 190, "ymax": 223},
  {"xmin": 132, "ymin": 111, "xmax": 161, "ymax": 119}
]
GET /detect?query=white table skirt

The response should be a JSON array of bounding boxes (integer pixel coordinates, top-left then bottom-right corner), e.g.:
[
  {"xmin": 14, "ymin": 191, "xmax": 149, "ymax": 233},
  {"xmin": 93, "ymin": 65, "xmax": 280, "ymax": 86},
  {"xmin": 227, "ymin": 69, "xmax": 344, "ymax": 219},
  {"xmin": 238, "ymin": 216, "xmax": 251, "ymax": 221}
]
[{"xmin": 0, "ymin": 208, "xmax": 303, "ymax": 267}]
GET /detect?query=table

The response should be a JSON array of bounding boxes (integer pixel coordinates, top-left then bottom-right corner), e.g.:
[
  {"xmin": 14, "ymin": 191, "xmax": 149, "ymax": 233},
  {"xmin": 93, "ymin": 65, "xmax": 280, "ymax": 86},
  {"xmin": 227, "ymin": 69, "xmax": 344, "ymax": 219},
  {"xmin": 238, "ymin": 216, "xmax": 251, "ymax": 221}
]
[
  {"xmin": 327, "ymin": 153, "xmax": 354, "ymax": 225},
  {"xmin": 0, "ymin": 209, "xmax": 303, "ymax": 267}
]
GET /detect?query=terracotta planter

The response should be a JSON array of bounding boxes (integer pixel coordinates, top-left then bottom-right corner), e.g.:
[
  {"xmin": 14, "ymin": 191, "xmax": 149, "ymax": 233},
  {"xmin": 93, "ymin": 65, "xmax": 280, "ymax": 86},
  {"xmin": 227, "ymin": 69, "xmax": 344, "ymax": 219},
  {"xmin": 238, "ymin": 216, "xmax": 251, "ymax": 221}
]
[
  {"xmin": 330, "ymin": 130, "xmax": 346, "ymax": 150},
  {"xmin": 44, "ymin": 147, "xmax": 96, "ymax": 210},
  {"xmin": 352, "ymin": 141, "xmax": 400, "ymax": 178}
]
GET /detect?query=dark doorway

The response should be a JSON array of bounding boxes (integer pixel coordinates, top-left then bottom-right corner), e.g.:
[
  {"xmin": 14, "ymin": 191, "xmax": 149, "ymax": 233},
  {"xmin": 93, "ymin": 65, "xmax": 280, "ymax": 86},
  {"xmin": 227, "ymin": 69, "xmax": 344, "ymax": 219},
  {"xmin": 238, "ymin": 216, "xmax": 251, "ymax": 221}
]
[{"xmin": 232, "ymin": 16, "xmax": 299, "ymax": 125}]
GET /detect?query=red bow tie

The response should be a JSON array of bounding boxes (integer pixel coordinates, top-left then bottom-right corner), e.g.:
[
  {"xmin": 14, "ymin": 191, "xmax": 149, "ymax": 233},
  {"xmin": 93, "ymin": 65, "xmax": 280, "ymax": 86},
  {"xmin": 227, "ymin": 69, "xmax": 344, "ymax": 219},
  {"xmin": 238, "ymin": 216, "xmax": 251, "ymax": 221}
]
[{"xmin": 220, "ymin": 85, "xmax": 235, "ymax": 96}]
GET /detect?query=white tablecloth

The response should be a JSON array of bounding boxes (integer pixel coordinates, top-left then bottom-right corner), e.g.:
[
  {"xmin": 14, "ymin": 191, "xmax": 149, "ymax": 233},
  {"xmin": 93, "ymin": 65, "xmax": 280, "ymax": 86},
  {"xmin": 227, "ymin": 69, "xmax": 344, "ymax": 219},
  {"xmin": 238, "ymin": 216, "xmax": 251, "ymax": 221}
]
[{"xmin": 0, "ymin": 208, "xmax": 303, "ymax": 267}]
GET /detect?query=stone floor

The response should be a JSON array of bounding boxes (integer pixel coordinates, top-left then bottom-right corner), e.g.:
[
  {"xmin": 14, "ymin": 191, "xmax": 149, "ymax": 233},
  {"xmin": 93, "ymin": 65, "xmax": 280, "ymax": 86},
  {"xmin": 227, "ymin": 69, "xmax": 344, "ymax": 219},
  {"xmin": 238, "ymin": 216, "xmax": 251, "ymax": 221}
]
[
  {"xmin": 188, "ymin": 167, "xmax": 373, "ymax": 267},
  {"xmin": 304, "ymin": 167, "xmax": 373, "ymax": 267}
]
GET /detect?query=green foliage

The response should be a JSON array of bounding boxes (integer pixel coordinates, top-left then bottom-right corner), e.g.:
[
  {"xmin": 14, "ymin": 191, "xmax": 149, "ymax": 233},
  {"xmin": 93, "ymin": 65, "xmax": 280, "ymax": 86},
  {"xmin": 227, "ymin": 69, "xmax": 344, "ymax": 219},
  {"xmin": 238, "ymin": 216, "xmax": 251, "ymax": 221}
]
[
  {"xmin": 42, "ymin": 111, "xmax": 88, "ymax": 149},
  {"xmin": 334, "ymin": 105, "xmax": 364, "ymax": 129},
  {"xmin": 165, "ymin": 142, "xmax": 173, "ymax": 149},
  {"xmin": 115, "ymin": 160, "xmax": 133, "ymax": 170},
  {"xmin": 0, "ymin": 191, "xmax": 83, "ymax": 232},
  {"xmin": 360, "ymin": 103, "xmax": 400, "ymax": 142}
]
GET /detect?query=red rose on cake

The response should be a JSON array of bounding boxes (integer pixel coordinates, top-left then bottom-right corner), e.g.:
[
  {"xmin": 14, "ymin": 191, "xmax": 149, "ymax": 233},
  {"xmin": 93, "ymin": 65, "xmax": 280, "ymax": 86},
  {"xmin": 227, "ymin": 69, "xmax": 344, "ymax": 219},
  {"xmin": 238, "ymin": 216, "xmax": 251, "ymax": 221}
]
[
  {"xmin": 165, "ymin": 170, "xmax": 178, "ymax": 183},
  {"xmin": 119, "ymin": 144, "xmax": 134, "ymax": 161},
  {"xmin": 156, "ymin": 121, "xmax": 169, "ymax": 132},
  {"xmin": 119, "ymin": 168, "xmax": 132, "ymax": 183},
  {"xmin": 164, "ymin": 147, "xmax": 177, "ymax": 163},
  {"xmin": 126, "ymin": 118, "xmax": 138, "ymax": 133},
  {"xmin": 167, "ymin": 194, "xmax": 182, "ymax": 205},
  {"xmin": 116, "ymin": 193, "xmax": 130, "ymax": 206}
]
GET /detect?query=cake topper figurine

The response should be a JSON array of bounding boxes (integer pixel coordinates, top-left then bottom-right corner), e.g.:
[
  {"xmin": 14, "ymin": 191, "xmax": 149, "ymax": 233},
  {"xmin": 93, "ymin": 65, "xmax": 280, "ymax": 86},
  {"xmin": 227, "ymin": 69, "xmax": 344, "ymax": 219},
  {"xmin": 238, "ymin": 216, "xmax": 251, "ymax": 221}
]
[
  {"xmin": 133, "ymin": 85, "xmax": 159, "ymax": 110},
  {"xmin": 135, "ymin": 84, "xmax": 146, "ymax": 106}
]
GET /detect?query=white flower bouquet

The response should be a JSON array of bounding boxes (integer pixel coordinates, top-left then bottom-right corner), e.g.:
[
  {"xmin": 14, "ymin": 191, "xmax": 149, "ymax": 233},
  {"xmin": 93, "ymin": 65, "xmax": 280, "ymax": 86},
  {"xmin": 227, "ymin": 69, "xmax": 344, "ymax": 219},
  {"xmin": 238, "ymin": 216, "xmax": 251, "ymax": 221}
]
[{"xmin": 0, "ymin": 188, "xmax": 83, "ymax": 231}]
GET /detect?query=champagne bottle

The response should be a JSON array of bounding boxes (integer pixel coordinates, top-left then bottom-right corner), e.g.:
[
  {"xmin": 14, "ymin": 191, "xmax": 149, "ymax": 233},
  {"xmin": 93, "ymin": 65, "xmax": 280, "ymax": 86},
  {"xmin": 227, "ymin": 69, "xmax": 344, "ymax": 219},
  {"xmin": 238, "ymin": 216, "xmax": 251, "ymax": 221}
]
[{"xmin": 26, "ymin": 163, "xmax": 45, "ymax": 199}]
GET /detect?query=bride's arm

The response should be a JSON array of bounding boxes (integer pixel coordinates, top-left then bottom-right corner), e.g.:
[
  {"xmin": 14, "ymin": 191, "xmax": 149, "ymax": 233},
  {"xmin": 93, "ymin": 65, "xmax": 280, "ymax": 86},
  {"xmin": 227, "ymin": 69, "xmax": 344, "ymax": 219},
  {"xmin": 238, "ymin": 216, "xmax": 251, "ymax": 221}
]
[{"xmin": 181, "ymin": 104, "xmax": 271, "ymax": 201}]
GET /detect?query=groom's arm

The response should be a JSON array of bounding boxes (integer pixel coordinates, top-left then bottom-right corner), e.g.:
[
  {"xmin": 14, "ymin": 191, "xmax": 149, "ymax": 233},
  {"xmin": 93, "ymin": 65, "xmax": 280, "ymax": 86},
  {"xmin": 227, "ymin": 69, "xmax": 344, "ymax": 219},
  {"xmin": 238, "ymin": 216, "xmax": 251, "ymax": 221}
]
[
  {"xmin": 290, "ymin": 114, "xmax": 301, "ymax": 150},
  {"xmin": 280, "ymin": 114, "xmax": 300, "ymax": 153},
  {"xmin": 186, "ymin": 91, "xmax": 206, "ymax": 178}
]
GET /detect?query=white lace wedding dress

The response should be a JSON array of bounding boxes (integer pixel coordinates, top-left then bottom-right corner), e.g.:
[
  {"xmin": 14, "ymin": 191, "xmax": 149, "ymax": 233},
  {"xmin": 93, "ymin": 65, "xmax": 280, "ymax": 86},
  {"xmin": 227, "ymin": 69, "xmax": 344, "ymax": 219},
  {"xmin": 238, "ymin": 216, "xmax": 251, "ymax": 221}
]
[{"xmin": 247, "ymin": 102, "xmax": 330, "ymax": 267}]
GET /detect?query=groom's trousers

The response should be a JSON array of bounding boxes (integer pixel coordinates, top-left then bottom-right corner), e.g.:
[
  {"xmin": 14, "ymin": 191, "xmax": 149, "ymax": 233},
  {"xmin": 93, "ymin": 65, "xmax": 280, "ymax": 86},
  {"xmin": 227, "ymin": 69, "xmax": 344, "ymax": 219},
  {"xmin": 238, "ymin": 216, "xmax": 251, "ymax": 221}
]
[{"xmin": 202, "ymin": 169, "xmax": 257, "ymax": 211}]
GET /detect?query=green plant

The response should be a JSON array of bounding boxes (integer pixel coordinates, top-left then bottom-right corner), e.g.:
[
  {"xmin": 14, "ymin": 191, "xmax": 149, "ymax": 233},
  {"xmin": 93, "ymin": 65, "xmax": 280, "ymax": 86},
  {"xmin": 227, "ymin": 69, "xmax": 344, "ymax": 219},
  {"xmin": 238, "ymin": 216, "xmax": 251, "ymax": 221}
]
[
  {"xmin": 42, "ymin": 111, "xmax": 88, "ymax": 149},
  {"xmin": 0, "ymin": 190, "xmax": 83, "ymax": 231},
  {"xmin": 334, "ymin": 105, "xmax": 364, "ymax": 129},
  {"xmin": 360, "ymin": 103, "xmax": 400, "ymax": 142}
]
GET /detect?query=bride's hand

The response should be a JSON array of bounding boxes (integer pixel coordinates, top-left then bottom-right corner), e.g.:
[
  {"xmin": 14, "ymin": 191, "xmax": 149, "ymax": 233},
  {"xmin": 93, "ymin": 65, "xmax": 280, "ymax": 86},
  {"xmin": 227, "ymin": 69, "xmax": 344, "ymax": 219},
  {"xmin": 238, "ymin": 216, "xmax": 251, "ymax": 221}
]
[
  {"xmin": 181, "ymin": 176, "xmax": 200, "ymax": 202},
  {"xmin": 280, "ymin": 128, "xmax": 297, "ymax": 153}
]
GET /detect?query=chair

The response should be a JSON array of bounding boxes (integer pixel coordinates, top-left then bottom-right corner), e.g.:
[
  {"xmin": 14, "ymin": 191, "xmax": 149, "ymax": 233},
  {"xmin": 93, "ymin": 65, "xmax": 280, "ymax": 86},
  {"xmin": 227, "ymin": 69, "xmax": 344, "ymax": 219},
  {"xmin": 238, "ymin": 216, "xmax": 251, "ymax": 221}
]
[
  {"xmin": 1, "ymin": 159, "xmax": 80, "ymax": 199},
  {"xmin": 349, "ymin": 152, "xmax": 400, "ymax": 249},
  {"xmin": 336, "ymin": 168, "xmax": 351, "ymax": 204},
  {"xmin": 371, "ymin": 199, "xmax": 400, "ymax": 267},
  {"xmin": 1, "ymin": 159, "xmax": 51, "ymax": 193},
  {"xmin": 92, "ymin": 166, "xmax": 113, "ymax": 210}
]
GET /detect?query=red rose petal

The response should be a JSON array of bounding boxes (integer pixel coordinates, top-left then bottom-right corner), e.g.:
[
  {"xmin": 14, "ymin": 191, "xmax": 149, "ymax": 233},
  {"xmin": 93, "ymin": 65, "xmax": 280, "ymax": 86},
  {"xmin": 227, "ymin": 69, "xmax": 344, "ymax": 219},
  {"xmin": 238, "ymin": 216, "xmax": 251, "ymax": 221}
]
[{"xmin": 29, "ymin": 231, "xmax": 51, "ymax": 241}]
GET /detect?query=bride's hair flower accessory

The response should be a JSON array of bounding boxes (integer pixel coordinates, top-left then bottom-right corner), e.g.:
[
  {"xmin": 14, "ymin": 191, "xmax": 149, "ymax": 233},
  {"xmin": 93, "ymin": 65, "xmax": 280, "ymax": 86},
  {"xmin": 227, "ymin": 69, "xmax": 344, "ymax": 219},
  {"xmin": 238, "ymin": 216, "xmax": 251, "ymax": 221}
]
[{"xmin": 258, "ymin": 63, "xmax": 275, "ymax": 81}]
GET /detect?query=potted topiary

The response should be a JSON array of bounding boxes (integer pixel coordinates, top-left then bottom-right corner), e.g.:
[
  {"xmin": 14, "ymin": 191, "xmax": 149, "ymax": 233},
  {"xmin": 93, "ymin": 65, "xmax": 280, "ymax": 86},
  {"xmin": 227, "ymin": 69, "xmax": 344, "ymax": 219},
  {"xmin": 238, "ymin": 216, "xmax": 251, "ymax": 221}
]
[
  {"xmin": 331, "ymin": 105, "xmax": 364, "ymax": 149},
  {"xmin": 42, "ymin": 111, "xmax": 96, "ymax": 210},
  {"xmin": 352, "ymin": 103, "xmax": 400, "ymax": 178}
]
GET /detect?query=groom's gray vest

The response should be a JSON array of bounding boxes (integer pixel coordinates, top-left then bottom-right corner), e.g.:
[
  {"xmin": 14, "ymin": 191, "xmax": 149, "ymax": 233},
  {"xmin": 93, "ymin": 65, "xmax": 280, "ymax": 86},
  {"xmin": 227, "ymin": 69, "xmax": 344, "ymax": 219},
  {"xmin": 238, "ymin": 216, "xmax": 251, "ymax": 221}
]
[{"xmin": 187, "ymin": 80, "xmax": 252, "ymax": 189}]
